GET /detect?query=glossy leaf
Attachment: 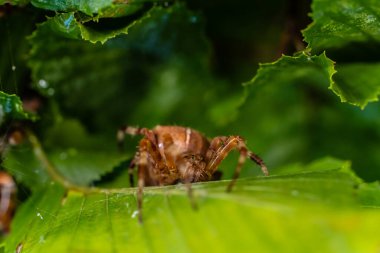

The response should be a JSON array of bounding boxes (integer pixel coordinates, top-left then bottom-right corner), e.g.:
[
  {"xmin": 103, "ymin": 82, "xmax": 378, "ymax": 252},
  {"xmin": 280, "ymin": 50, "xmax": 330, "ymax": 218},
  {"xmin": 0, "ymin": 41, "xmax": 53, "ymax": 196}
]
[
  {"xmin": 27, "ymin": 3, "xmax": 214, "ymax": 135},
  {"xmin": 0, "ymin": 92, "xmax": 33, "ymax": 125},
  {"xmin": 302, "ymin": 0, "xmax": 380, "ymax": 108},
  {"xmin": 0, "ymin": 0, "xmax": 28, "ymax": 6},
  {"xmin": 4, "ymin": 157, "xmax": 380, "ymax": 253},
  {"xmin": 303, "ymin": 0, "xmax": 380, "ymax": 53},
  {"xmin": 31, "ymin": 0, "xmax": 147, "ymax": 17},
  {"xmin": 332, "ymin": 63, "xmax": 380, "ymax": 109},
  {"xmin": 244, "ymin": 52, "xmax": 336, "ymax": 98},
  {"xmin": 237, "ymin": 51, "xmax": 380, "ymax": 181},
  {"xmin": 30, "ymin": 10, "xmax": 153, "ymax": 44}
]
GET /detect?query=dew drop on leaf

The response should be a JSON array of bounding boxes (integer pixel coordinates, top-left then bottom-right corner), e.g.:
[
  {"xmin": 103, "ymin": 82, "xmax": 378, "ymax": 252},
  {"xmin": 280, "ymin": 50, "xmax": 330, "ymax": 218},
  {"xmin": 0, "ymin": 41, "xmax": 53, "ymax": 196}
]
[
  {"xmin": 36, "ymin": 212, "xmax": 44, "ymax": 220},
  {"xmin": 131, "ymin": 210, "xmax": 139, "ymax": 219},
  {"xmin": 38, "ymin": 79, "xmax": 48, "ymax": 88}
]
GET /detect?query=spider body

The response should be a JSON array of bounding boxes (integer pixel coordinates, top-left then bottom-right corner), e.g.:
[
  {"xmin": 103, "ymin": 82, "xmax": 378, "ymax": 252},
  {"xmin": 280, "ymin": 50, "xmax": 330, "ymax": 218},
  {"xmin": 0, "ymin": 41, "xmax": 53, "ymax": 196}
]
[{"xmin": 118, "ymin": 125, "xmax": 268, "ymax": 222}]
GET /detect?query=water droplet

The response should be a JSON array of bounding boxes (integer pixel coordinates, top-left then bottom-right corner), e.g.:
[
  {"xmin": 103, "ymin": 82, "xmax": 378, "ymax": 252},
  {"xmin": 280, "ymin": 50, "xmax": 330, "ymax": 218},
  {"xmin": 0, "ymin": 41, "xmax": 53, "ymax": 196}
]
[
  {"xmin": 131, "ymin": 210, "xmax": 139, "ymax": 218},
  {"xmin": 37, "ymin": 212, "xmax": 44, "ymax": 220},
  {"xmin": 47, "ymin": 88, "xmax": 55, "ymax": 96},
  {"xmin": 64, "ymin": 15, "xmax": 74, "ymax": 29},
  {"xmin": 11, "ymin": 65, "xmax": 16, "ymax": 71},
  {"xmin": 190, "ymin": 16, "xmax": 198, "ymax": 23},
  {"xmin": 38, "ymin": 79, "xmax": 48, "ymax": 88}
]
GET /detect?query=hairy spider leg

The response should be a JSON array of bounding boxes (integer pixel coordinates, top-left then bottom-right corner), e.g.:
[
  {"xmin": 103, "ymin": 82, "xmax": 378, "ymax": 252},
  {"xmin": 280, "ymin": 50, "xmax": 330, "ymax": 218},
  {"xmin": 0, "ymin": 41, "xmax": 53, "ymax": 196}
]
[
  {"xmin": 205, "ymin": 136, "xmax": 267, "ymax": 192},
  {"xmin": 248, "ymin": 151, "xmax": 268, "ymax": 176},
  {"xmin": 118, "ymin": 126, "xmax": 160, "ymax": 188}
]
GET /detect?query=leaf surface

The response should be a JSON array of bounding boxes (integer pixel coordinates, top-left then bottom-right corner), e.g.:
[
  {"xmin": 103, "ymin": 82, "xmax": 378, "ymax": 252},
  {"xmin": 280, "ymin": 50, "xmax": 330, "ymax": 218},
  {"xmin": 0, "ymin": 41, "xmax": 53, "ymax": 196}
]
[
  {"xmin": 303, "ymin": 0, "xmax": 380, "ymax": 53},
  {"xmin": 3, "ymin": 157, "xmax": 380, "ymax": 253},
  {"xmin": 0, "ymin": 92, "xmax": 33, "ymax": 125},
  {"xmin": 302, "ymin": 0, "xmax": 380, "ymax": 108},
  {"xmin": 30, "ymin": 0, "xmax": 146, "ymax": 17}
]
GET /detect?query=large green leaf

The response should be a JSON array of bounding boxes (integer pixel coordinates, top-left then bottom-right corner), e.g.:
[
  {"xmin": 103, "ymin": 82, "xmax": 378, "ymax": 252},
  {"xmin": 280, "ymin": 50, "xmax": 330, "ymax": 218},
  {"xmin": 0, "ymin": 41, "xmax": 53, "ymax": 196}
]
[
  {"xmin": 30, "ymin": 0, "xmax": 147, "ymax": 17},
  {"xmin": 332, "ymin": 63, "xmax": 380, "ymax": 109},
  {"xmin": 303, "ymin": 0, "xmax": 380, "ymax": 53},
  {"xmin": 27, "ymin": 3, "xmax": 218, "ymax": 135},
  {"xmin": 238, "ymin": 51, "xmax": 380, "ymax": 181},
  {"xmin": 30, "ymin": 10, "xmax": 152, "ymax": 44},
  {"xmin": 0, "ymin": 0, "xmax": 28, "ymax": 6},
  {"xmin": 244, "ymin": 52, "xmax": 336, "ymax": 93},
  {"xmin": 302, "ymin": 0, "xmax": 380, "ymax": 108},
  {"xmin": 3, "ymin": 157, "xmax": 379, "ymax": 253}
]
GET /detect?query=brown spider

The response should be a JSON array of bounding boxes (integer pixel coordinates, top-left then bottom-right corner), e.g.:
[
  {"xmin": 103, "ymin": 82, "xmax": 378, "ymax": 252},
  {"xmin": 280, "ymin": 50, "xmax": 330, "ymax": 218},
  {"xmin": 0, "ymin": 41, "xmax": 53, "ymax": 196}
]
[{"xmin": 118, "ymin": 125, "xmax": 268, "ymax": 222}]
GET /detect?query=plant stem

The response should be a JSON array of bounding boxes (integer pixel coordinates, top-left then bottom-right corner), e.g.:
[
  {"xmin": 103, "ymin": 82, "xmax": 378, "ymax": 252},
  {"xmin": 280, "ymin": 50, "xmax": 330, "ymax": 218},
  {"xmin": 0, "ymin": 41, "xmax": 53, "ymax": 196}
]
[{"xmin": 25, "ymin": 129, "xmax": 101, "ymax": 194}]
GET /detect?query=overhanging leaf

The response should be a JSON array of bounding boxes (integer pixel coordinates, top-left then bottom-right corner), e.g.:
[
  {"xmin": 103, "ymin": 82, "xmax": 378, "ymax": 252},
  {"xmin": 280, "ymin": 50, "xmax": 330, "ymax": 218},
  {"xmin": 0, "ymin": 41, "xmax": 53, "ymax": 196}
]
[
  {"xmin": 4, "ymin": 157, "xmax": 380, "ymax": 253},
  {"xmin": 0, "ymin": 0, "xmax": 28, "ymax": 6},
  {"xmin": 30, "ymin": 10, "xmax": 153, "ymax": 44},
  {"xmin": 332, "ymin": 63, "xmax": 380, "ymax": 109},
  {"xmin": 0, "ymin": 92, "xmax": 33, "ymax": 125},
  {"xmin": 243, "ymin": 52, "xmax": 336, "ymax": 97},
  {"xmin": 30, "ymin": 0, "xmax": 147, "ymax": 17},
  {"xmin": 303, "ymin": 0, "xmax": 380, "ymax": 53},
  {"xmin": 27, "ymin": 3, "xmax": 213, "ymax": 134},
  {"xmin": 302, "ymin": 0, "xmax": 380, "ymax": 109}
]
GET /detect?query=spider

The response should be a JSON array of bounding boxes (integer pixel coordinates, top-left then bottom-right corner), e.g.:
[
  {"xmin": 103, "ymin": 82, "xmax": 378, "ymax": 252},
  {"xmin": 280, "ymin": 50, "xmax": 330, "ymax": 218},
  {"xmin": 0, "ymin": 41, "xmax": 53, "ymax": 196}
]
[{"xmin": 118, "ymin": 125, "xmax": 268, "ymax": 223}]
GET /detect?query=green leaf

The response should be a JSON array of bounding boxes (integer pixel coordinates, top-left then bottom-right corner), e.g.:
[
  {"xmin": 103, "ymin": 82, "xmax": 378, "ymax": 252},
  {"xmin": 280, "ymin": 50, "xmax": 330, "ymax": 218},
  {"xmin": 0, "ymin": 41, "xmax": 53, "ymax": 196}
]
[
  {"xmin": 0, "ymin": 92, "xmax": 33, "ymax": 125},
  {"xmin": 0, "ymin": 0, "xmax": 29, "ymax": 6},
  {"xmin": 3, "ymin": 127, "xmax": 128, "ymax": 190},
  {"xmin": 4, "ymin": 158, "xmax": 380, "ymax": 253},
  {"xmin": 301, "ymin": 0, "xmax": 380, "ymax": 109},
  {"xmin": 303, "ymin": 0, "xmax": 380, "ymax": 53},
  {"xmin": 358, "ymin": 181, "xmax": 380, "ymax": 207},
  {"xmin": 332, "ymin": 63, "xmax": 380, "ymax": 109},
  {"xmin": 244, "ymin": 52, "xmax": 336, "ymax": 98},
  {"xmin": 28, "ymin": 3, "xmax": 213, "ymax": 134},
  {"xmin": 30, "ymin": 10, "xmax": 152, "ymax": 44},
  {"xmin": 30, "ymin": 0, "xmax": 146, "ymax": 17},
  {"xmin": 236, "ymin": 51, "xmax": 380, "ymax": 181}
]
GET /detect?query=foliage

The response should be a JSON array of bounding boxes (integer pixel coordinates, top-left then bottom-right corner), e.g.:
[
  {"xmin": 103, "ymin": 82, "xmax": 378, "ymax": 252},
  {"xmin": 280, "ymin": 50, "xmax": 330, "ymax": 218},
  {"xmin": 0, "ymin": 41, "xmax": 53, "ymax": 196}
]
[{"xmin": 0, "ymin": 0, "xmax": 380, "ymax": 252}]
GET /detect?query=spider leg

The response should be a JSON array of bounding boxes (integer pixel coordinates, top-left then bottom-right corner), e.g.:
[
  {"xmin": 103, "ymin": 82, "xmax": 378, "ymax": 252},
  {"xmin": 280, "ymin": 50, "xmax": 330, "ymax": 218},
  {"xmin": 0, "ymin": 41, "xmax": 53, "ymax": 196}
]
[
  {"xmin": 117, "ymin": 126, "xmax": 156, "ymax": 150},
  {"xmin": 135, "ymin": 138, "xmax": 172, "ymax": 223},
  {"xmin": 136, "ymin": 138, "xmax": 156, "ymax": 223},
  {"xmin": 184, "ymin": 181, "xmax": 198, "ymax": 210},
  {"xmin": 205, "ymin": 136, "xmax": 267, "ymax": 192},
  {"xmin": 248, "ymin": 151, "xmax": 268, "ymax": 176},
  {"xmin": 137, "ymin": 147, "xmax": 147, "ymax": 224},
  {"xmin": 128, "ymin": 155, "xmax": 137, "ymax": 187}
]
